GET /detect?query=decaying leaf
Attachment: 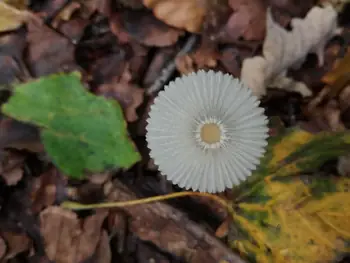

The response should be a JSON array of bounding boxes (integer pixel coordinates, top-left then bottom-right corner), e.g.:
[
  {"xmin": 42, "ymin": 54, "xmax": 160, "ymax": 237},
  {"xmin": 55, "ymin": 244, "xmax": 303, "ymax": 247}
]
[
  {"xmin": 233, "ymin": 176, "xmax": 350, "ymax": 263},
  {"xmin": 0, "ymin": 1, "xmax": 30, "ymax": 32},
  {"xmin": 322, "ymin": 49, "xmax": 350, "ymax": 86},
  {"xmin": 31, "ymin": 167, "xmax": 67, "ymax": 213},
  {"xmin": 94, "ymin": 230, "xmax": 111, "ymax": 263},
  {"xmin": 230, "ymin": 127, "xmax": 350, "ymax": 262},
  {"xmin": 2, "ymin": 72, "xmax": 141, "ymax": 179},
  {"xmin": 111, "ymin": 9, "xmax": 185, "ymax": 47},
  {"xmin": 142, "ymin": 0, "xmax": 207, "ymax": 32},
  {"xmin": 0, "ymin": 117, "xmax": 42, "ymax": 153},
  {"xmin": 0, "ymin": 151, "xmax": 25, "ymax": 186},
  {"xmin": 217, "ymin": 0, "xmax": 266, "ymax": 42},
  {"xmin": 143, "ymin": 0, "xmax": 229, "ymax": 33},
  {"xmin": 1, "ymin": 231, "xmax": 31, "ymax": 260},
  {"xmin": 0, "ymin": 236, "xmax": 6, "ymax": 260},
  {"xmin": 175, "ymin": 41, "xmax": 219, "ymax": 74},
  {"xmin": 4, "ymin": 0, "xmax": 29, "ymax": 10},
  {"xmin": 96, "ymin": 66, "xmax": 145, "ymax": 122},
  {"xmin": 241, "ymin": 5, "xmax": 338, "ymax": 97},
  {"xmin": 26, "ymin": 18, "xmax": 78, "ymax": 77},
  {"xmin": 40, "ymin": 206, "xmax": 108, "ymax": 263}
]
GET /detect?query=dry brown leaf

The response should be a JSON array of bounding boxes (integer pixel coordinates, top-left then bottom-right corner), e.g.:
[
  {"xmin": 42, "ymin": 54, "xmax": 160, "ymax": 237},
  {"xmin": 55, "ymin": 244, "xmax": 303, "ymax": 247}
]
[
  {"xmin": 78, "ymin": 0, "xmax": 111, "ymax": 18},
  {"xmin": 94, "ymin": 230, "xmax": 111, "ymax": 263},
  {"xmin": 0, "ymin": 117, "xmax": 42, "ymax": 153},
  {"xmin": 218, "ymin": 0, "xmax": 266, "ymax": 41},
  {"xmin": 2, "ymin": 231, "xmax": 31, "ymax": 260},
  {"xmin": 40, "ymin": 206, "xmax": 108, "ymax": 263},
  {"xmin": 0, "ymin": 151, "xmax": 25, "ymax": 186},
  {"xmin": 26, "ymin": 17, "xmax": 79, "ymax": 77},
  {"xmin": 52, "ymin": 2, "xmax": 81, "ymax": 28},
  {"xmin": 0, "ymin": 236, "xmax": 5, "ymax": 260},
  {"xmin": 142, "ymin": 0, "xmax": 208, "ymax": 32},
  {"xmin": 111, "ymin": 9, "xmax": 184, "ymax": 47},
  {"xmin": 31, "ymin": 167, "xmax": 67, "ymax": 213},
  {"xmin": 96, "ymin": 66, "xmax": 144, "ymax": 122},
  {"xmin": 175, "ymin": 41, "xmax": 218, "ymax": 74}
]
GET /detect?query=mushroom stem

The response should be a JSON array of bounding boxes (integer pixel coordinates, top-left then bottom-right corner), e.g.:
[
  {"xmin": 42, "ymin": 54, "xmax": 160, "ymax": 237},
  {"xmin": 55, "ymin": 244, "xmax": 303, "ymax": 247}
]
[{"xmin": 61, "ymin": 191, "xmax": 236, "ymax": 219}]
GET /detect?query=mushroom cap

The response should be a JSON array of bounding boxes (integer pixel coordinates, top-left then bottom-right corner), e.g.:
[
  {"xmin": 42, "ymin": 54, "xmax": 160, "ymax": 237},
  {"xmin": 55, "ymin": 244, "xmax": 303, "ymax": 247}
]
[{"xmin": 146, "ymin": 70, "xmax": 269, "ymax": 193}]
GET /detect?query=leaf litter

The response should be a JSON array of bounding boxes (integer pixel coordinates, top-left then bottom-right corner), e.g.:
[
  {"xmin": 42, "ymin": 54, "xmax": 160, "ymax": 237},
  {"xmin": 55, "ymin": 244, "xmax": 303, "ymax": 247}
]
[{"xmin": 0, "ymin": 0, "xmax": 350, "ymax": 263}]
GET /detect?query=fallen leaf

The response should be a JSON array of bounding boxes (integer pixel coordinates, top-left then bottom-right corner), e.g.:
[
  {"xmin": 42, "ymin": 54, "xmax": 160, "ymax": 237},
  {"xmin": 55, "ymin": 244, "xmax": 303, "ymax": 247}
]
[
  {"xmin": 0, "ymin": 1, "xmax": 30, "ymax": 33},
  {"xmin": 31, "ymin": 167, "xmax": 67, "ymax": 213},
  {"xmin": 143, "ymin": 0, "xmax": 229, "ymax": 33},
  {"xmin": 4, "ymin": 0, "xmax": 29, "ymax": 10},
  {"xmin": 2, "ymin": 72, "xmax": 141, "ymax": 179},
  {"xmin": 94, "ymin": 230, "xmax": 111, "ymax": 263},
  {"xmin": 78, "ymin": 0, "xmax": 111, "ymax": 18},
  {"xmin": 58, "ymin": 17, "xmax": 90, "ymax": 43},
  {"xmin": 96, "ymin": 66, "xmax": 145, "ymax": 122},
  {"xmin": 218, "ymin": 0, "xmax": 266, "ymax": 42},
  {"xmin": 1, "ymin": 231, "xmax": 31, "ymax": 260},
  {"xmin": 0, "ymin": 236, "xmax": 6, "ymax": 260},
  {"xmin": 143, "ymin": 0, "xmax": 207, "ymax": 32},
  {"xmin": 0, "ymin": 117, "xmax": 42, "ymax": 153},
  {"xmin": 241, "ymin": 5, "xmax": 338, "ymax": 97},
  {"xmin": 0, "ymin": 30, "xmax": 27, "ymax": 85},
  {"xmin": 218, "ymin": 46, "xmax": 253, "ymax": 77},
  {"xmin": 0, "ymin": 151, "xmax": 24, "ymax": 186},
  {"xmin": 234, "ymin": 176, "xmax": 350, "ymax": 263},
  {"xmin": 51, "ymin": 1, "xmax": 81, "ymax": 28},
  {"xmin": 175, "ymin": 41, "xmax": 218, "ymax": 74},
  {"xmin": 111, "ymin": 9, "xmax": 184, "ymax": 47},
  {"xmin": 89, "ymin": 51, "xmax": 128, "ymax": 84},
  {"xmin": 40, "ymin": 206, "xmax": 108, "ymax": 263},
  {"xmin": 231, "ymin": 127, "xmax": 350, "ymax": 262},
  {"xmin": 30, "ymin": 0, "xmax": 73, "ymax": 21},
  {"xmin": 215, "ymin": 218, "xmax": 230, "ymax": 238},
  {"xmin": 26, "ymin": 18, "xmax": 78, "ymax": 77},
  {"xmin": 322, "ymin": 49, "xmax": 350, "ymax": 85},
  {"xmin": 118, "ymin": 0, "xmax": 144, "ymax": 9}
]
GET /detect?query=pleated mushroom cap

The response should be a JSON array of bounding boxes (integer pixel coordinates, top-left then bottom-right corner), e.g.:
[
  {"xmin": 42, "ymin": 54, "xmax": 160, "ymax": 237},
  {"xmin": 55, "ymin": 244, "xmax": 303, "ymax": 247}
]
[{"xmin": 146, "ymin": 70, "xmax": 269, "ymax": 193}]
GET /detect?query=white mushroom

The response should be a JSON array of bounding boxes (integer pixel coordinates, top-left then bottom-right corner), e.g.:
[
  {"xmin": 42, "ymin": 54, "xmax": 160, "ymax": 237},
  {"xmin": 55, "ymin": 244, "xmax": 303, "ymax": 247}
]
[{"xmin": 146, "ymin": 70, "xmax": 269, "ymax": 193}]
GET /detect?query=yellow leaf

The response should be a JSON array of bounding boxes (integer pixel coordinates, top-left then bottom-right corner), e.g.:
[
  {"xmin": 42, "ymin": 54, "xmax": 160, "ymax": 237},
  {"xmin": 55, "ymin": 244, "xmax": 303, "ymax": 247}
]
[
  {"xmin": 322, "ymin": 49, "xmax": 350, "ymax": 86},
  {"xmin": 232, "ymin": 176, "xmax": 350, "ymax": 263},
  {"xmin": 0, "ymin": 1, "xmax": 29, "ymax": 32}
]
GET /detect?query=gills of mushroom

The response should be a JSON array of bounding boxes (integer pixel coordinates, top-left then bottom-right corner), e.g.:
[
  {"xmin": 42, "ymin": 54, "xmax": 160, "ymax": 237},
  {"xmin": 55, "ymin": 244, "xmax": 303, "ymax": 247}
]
[{"xmin": 146, "ymin": 70, "xmax": 269, "ymax": 193}]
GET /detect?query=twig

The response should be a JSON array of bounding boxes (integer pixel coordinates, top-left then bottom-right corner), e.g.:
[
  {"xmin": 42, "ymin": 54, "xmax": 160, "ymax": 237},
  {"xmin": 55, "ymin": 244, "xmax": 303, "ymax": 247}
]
[{"xmin": 147, "ymin": 34, "xmax": 199, "ymax": 95}]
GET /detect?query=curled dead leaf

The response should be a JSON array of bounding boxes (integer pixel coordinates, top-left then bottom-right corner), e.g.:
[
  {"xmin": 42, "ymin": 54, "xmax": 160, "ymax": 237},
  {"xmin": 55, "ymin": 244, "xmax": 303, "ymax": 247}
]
[
  {"xmin": 218, "ymin": 0, "xmax": 266, "ymax": 42},
  {"xmin": 2, "ymin": 231, "xmax": 31, "ymax": 260},
  {"xmin": 142, "ymin": 0, "xmax": 208, "ymax": 32},
  {"xmin": 175, "ymin": 41, "xmax": 218, "ymax": 74},
  {"xmin": 26, "ymin": 17, "xmax": 78, "ymax": 77},
  {"xmin": 0, "ymin": 151, "xmax": 25, "ymax": 186},
  {"xmin": 96, "ymin": 66, "xmax": 144, "ymax": 122},
  {"xmin": 40, "ymin": 206, "xmax": 108, "ymax": 263}
]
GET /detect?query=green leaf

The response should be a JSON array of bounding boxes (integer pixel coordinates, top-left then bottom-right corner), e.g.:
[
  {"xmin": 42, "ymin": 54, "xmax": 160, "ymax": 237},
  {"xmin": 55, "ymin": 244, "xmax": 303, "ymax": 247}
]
[{"xmin": 2, "ymin": 72, "xmax": 141, "ymax": 178}]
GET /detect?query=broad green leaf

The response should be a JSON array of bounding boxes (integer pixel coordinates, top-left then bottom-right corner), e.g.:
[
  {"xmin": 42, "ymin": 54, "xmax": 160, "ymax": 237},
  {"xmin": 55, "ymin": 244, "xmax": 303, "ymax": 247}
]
[
  {"xmin": 231, "ymin": 127, "xmax": 350, "ymax": 263},
  {"xmin": 2, "ymin": 72, "xmax": 141, "ymax": 178}
]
